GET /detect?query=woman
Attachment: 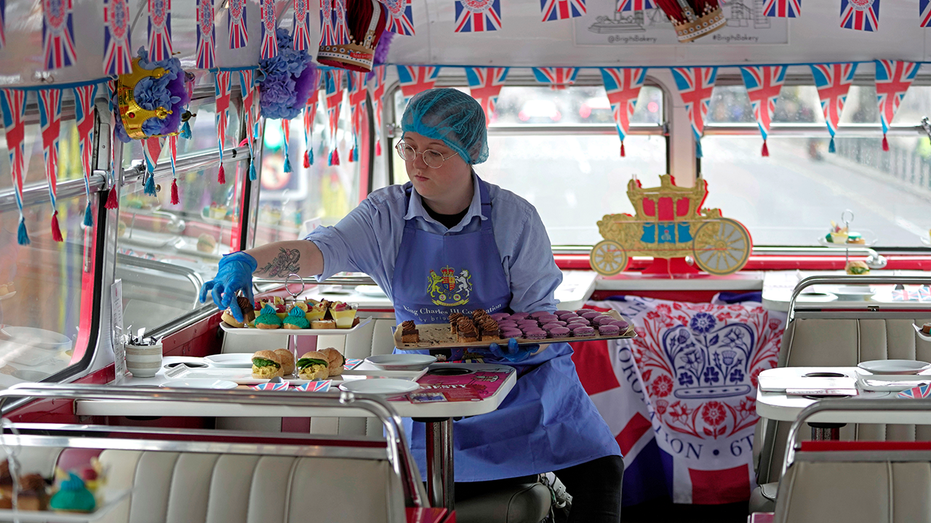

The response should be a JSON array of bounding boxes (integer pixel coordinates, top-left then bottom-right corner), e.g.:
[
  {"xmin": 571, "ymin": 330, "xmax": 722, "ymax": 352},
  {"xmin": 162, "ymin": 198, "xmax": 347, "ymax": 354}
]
[{"xmin": 201, "ymin": 88, "xmax": 623, "ymax": 522}]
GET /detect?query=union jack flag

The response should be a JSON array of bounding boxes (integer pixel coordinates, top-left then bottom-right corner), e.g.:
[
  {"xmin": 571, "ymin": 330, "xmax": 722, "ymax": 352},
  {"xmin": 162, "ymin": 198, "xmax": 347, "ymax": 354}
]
[
  {"xmin": 253, "ymin": 382, "xmax": 290, "ymax": 391},
  {"xmin": 38, "ymin": 89, "xmax": 63, "ymax": 240},
  {"xmin": 383, "ymin": 0, "xmax": 415, "ymax": 35},
  {"xmin": 215, "ymin": 71, "xmax": 232, "ymax": 169},
  {"xmin": 42, "ymin": 0, "xmax": 77, "ymax": 70},
  {"xmin": 294, "ymin": 380, "xmax": 332, "ymax": 392},
  {"xmin": 540, "ymin": 0, "xmax": 586, "ymax": 22},
  {"xmin": 304, "ymin": 73, "xmax": 320, "ymax": 166},
  {"xmin": 344, "ymin": 358, "xmax": 364, "ymax": 370},
  {"xmin": 142, "ymin": 136, "xmax": 164, "ymax": 175},
  {"xmin": 228, "ymin": 0, "xmax": 248, "ymax": 49},
  {"xmin": 320, "ymin": 0, "xmax": 335, "ymax": 45},
  {"xmin": 920, "ymin": 286, "xmax": 931, "ymax": 302},
  {"xmin": 740, "ymin": 65, "xmax": 786, "ymax": 155},
  {"xmin": 195, "ymin": 0, "xmax": 215, "ymax": 69},
  {"xmin": 348, "ymin": 71, "xmax": 367, "ymax": 162},
  {"xmin": 293, "ymin": 0, "xmax": 312, "ymax": 50},
  {"xmin": 892, "ymin": 286, "xmax": 921, "ymax": 301},
  {"xmin": 368, "ymin": 65, "xmax": 388, "ymax": 155},
  {"xmin": 532, "ymin": 67, "xmax": 578, "ymax": 90},
  {"xmin": 333, "ymin": 0, "xmax": 350, "ymax": 45},
  {"xmin": 762, "ymin": 0, "xmax": 800, "ymax": 17},
  {"xmin": 260, "ymin": 0, "xmax": 278, "ymax": 59},
  {"xmin": 455, "ymin": 0, "xmax": 502, "ymax": 32},
  {"xmin": 840, "ymin": 0, "xmax": 879, "ymax": 32},
  {"xmin": 898, "ymin": 383, "xmax": 931, "ymax": 399},
  {"xmin": 73, "ymin": 84, "xmax": 97, "ymax": 224},
  {"xmin": 325, "ymin": 70, "xmax": 345, "ymax": 165},
  {"xmin": 922, "ymin": 0, "xmax": 931, "ymax": 27},
  {"xmin": 0, "ymin": 89, "xmax": 29, "ymax": 244},
  {"xmin": 600, "ymin": 67, "xmax": 646, "ymax": 156},
  {"xmin": 466, "ymin": 67, "xmax": 509, "ymax": 123},
  {"xmin": 147, "ymin": 0, "xmax": 172, "ymax": 62},
  {"xmin": 240, "ymin": 69, "xmax": 259, "ymax": 180},
  {"xmin": 810, "ymin": 63, "xmax": 857, "ymax": 148},
  {"xmin": 617, "ymin": 0, "xmax": 654, "ymax": 12},
  {"xmin": 0, "ymin": 0, "xmax": 5, "ymax": 49},
  {"xmin": 397, "ymin": 66, "xmax": 440, "ymax": 101},
  {"xmin": 103, "ymin": 0, "xmax": 132, "ymax": 75},
  {"xmin": 671, "ymin": 67, "xmax": 718, "ymax": 157},
  {"xmin": 875, "ymin": 60, "xmax": 920, "ymax": 140}
]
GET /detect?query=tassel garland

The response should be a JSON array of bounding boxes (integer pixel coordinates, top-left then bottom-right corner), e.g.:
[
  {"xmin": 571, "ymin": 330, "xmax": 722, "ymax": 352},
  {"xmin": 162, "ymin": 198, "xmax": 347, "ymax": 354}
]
[
  {"xmin": 761, "ymin": 140, "xmax": 769, "ymax": 157},
  {"xmin": 882, "ymin": 135, "xmax": 890, "ymax": 151},
  {"xmin": 249, "ymin": 162, "xmax": 257, "ymax": 181},
  {"xmin": 695, "ymin": 140, "xmax": 703, "ymax": 158},
  {"xmin": 829, "ymin": 137, "xmax": 836, "ymax": 153},
  {"xmin": 51, "ymin": 211, "xmax": 63, "ymax": 242},
  {"xmin": 620, "ymin": 141, "xmax": 626, "ymax": 157},
  {"xmin": 170, "ymin": 179, "xmax": 180, "ymax": 205},
  {"xmin": 283, "ymin": 154, "xmax": 292, "ymax": 173},
  {"xmin": 83, "ymin": 202, "xmax": 94, "ymax": 227},
  {"xmin": 181, "ymin": 120, "xmax": 192, "ymax": 139},
  {"xmin": 17, "ymin": 218, "xmax": 30, "ymax": 246},
  {"xmin": 218, "ymin": 164, "xmax": 226, "ymax": 184},
  {"xmin": 105, "ymin": 187, "xmax": 119, "ymax": 210},
  {"xmin": 331, "ymin": 148, "xmax": 340, "ymax": 166},
  {"xmin": 144, "ymin": 174, "xmax": 157, "ymax": 196},
  {"xmin": 308, "ymin": 148, "xmax": 314, "ymax": 166},
  {"xmin": 376, "ymin": 140, "xmax": 381, "ymax": 156}
]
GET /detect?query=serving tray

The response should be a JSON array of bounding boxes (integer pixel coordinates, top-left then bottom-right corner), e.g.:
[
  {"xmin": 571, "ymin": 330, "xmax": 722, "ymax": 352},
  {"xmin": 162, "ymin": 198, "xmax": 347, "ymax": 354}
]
[
  {"xmin": 220, "ymin": 317, "xmax": 371, "ymax": 336},
  {"xmin": 394, "ymin": 310, "xmax": 635, "ymax": 350}
]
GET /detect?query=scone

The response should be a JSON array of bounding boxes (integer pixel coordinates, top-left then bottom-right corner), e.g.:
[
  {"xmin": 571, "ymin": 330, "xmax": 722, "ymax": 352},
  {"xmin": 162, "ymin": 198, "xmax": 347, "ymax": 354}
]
[
  {"xmin": 274, "ymin": 348, "xmax": 295, "ymax": 375},
  {"xmin": 297, "ymin": 351, "xmax": 330, "ymax": 380},
  {"xmin": 221, "ymin": 297, "xmax": 256, "ymax": 328},
  {"xmin": 311, "ymin": 319, "xmax": 337, "ymax": 329},
  {"xmin": 320, "ymin": 347, "xmax": 345, "ymax": 377},
  {"xmin": 252, "ymin": 350, "xmax": 284, "ymax": 379}
]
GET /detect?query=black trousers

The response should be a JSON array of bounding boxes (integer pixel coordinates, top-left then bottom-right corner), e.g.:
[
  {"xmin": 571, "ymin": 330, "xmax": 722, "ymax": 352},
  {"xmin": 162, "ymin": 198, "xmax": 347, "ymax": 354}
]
[{"xmin": 455, "ymin": 455, "xmax": 625, "ymax": 523}]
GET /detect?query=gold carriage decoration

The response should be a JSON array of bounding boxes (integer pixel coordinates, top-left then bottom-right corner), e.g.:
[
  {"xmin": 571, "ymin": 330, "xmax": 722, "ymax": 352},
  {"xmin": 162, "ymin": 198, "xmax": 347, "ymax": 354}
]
[{"xmin": 590, "ymin": 174, "xmax": 752, "ymax": 276}]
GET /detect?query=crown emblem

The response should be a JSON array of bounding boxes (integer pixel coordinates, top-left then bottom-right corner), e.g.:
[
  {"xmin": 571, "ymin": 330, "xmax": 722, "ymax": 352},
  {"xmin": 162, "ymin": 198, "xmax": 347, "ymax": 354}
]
[
  {"xmin": 428, "ymin": 266, "xmax": 472, "ymax": 307},
  {"xmin": 317, "ymin": 0, "xmax": 388, "ymax": 72},
  {"xmin": 670, "ymin": 4, "xmax": 725, "ymax": 43},
  {"xmin": 663, "ymin": 312, "xmax": 753, "ymax": 399},
  {"xmin": 116, "ymin": 57, "xmax": 176, "ymax": 140}
]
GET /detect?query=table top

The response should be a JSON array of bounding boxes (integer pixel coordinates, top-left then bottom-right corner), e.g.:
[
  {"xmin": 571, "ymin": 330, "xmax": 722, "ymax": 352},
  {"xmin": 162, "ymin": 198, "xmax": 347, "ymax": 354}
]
[
  {"xmin": 761, "ymin": 270, "xmax": 931, "ymax": 312},
  {"xmin": 756, "ymin": 366, "xmax": 929, "ymax": 423},
  {"xmin": 76, "ymin": 357, "xmax": 518, "ymax": 419}
]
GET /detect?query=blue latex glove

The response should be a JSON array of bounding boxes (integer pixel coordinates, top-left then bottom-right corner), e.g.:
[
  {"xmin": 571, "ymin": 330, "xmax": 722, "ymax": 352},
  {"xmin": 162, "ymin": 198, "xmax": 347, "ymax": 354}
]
[
  {"xmin": 489, "ymin": 338, "xmax": 534, "ymax": 363},
  {"xmin": 199, "ymin": 251, "xmax": 257, "ymax": 322}
]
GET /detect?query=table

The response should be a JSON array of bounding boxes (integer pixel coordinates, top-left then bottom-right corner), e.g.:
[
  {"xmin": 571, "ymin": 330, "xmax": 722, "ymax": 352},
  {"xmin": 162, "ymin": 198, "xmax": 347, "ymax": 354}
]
[
  {"xmin": 77, "ymin": 356, "xmax": 518, "ymax": 512},
  {"xmin": 761, "ymin": 270, "xmax": 931, "ymax": 312}
]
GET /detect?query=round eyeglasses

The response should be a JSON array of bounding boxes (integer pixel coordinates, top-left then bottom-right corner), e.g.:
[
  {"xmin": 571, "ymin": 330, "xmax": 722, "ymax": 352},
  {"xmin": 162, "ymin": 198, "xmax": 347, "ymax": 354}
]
[{"xmin": 395, "ymin": 142, "xmax": 458, "ymax": 169}]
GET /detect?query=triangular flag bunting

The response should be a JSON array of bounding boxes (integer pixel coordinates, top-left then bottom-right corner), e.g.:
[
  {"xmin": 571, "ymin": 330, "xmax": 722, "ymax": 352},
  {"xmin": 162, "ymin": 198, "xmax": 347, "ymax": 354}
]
[
  {"xmin": 383, "ymin": 0, "xmax": 415, "ymax": 35},
  {"xmin": 455, "ymin": 0, "xmax": 502, "ymax": 32},
  {"xmin": 240, "ymin": 69, "xmax": 259, "ymax": 180},
  {"xmin": 195, "ymin": 0, "xmax": 215, "ymax": 70},
  {"xmin": 0, "ymin": 0, "xmax": 6, "ymax": 49},
  {"xmin": 293, "ymin": 0, "xmax": 312, "ymax": 50},
  {"xmin": 541, "ymin": 0, "xmax": 586, "ymax": 22},
  {"xmin": 922, "ymin": 0, "xmax": 931, "ymax": 27},
  {"xmin": 147, "ymin": 0, "xmax": 172, "ymax": 61},
  {"xmin": 532, "ymin": 67, "xmax": 579, "ymax": 90},
  {"xmin": 38, "ymin": 89, "xmax": 63, "ymax": 241},
  {"xmin": 875, "ymin": 60, "xmax": 920, "ymax": 151},
  {"xmin": 325, "ymin": 70, "xmax": 345, "ymax": 166},
  {"xmin": 1, "ymin": 89, "xmax": 30, "ymax": 244},
  {"xmin": 671, "ymin": 67, "xmax": 718, "ymax": 158},
  {"xmin": 466, "ymin": 67, "xmax": 509, "ymax": 124},
  {"xmin": 142, "ymin": 136, "xmax": 164, "ymax": 196},
  {"xmin": 215, "ymin": 71, "xmax": 232, "ymax": 184},
  {"xmin": 369, "ymin": 65, "xmax": 388, "ymax": 156},
  {"xmin": 303, "ymin": 71, "xmax": 321, "ymax": 167},
  {"xmin": 617, "ymin": 0, "xmax": 655, "ymax": 12},
  {"xmin": 228, "ymin": 0, "xmax": 248, "ymax": 49},
  {"xmin": 42, "ymin": 0, "xmax": 78, "ymax": 70},
  {"xmin": 103, "ymin": 0, "xmax": 132, "ymax": 75},
  {"xmin": 740, "ymin": 65, "xmax": 786, "ymax": 156},
  {"xmin": 810, "ymin": 63, "xmax": 857, "ymax": 153},
  {"xmin": 396, "ymin": 66, "xmax": 440, "ymax": 101},
  {"xmin": 762, "ymin": 0, "xmax": 800, "ymax": 17},
  {"xmin": 840, "ymin": 0, "xmax": 879, "ymax": 32},
  {"xmin": 74, "ymin": 84, "xmax": 98, "ymax": 227},
  {"xmin": 260, "ymin": 0, "xmax": 278, "ymax": 59},
  {"xmin": 348, "ymin": 72, "xmax": 367, "ymax": 163},
  {"xmin": 600, "ymin": 67, "xmax": 646, "ymax": 157}
]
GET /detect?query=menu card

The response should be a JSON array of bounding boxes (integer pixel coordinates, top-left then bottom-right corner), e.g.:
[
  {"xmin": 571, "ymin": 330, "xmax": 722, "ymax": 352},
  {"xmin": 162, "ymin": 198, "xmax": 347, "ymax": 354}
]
[{"xmin": 408, "ymin": 371, "xmax": 510, "ymax": 403}]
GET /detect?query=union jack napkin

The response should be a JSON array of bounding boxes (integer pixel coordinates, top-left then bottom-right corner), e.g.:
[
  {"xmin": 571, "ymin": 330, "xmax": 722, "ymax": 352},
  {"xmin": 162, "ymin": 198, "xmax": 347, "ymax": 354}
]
[
  {"xmin": 898, "ymin": 383, "xmax": 931, "ymax": 399},
  {"xmin": 252, "ymin": 382, "xmax": 290, "ymax": 391},
  {"xmin": 294, "ymin": 381, "xmax": 332, "ymax": 392},
  {"xmin": 344, "ymin": 358, "xmax": 364, "ymax": 370}
]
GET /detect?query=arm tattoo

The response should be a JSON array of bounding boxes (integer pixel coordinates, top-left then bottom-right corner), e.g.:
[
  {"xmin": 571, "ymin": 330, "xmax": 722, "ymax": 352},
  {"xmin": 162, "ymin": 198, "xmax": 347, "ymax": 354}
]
[{"xmin": 257, "ymin": 248, "xmax": 301, "ymax": 277}]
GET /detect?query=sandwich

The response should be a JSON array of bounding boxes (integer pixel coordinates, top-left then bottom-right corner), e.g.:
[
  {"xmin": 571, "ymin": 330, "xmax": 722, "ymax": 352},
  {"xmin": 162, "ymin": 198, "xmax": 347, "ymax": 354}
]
[
  {"xmin": 320, "ymin": 347, "xmax": 345, "ymax": 377},
  {"xmin": 274, "ymin": 348, "xmax": 295, "ymax": 375},
  {"xmin": 252, "ymin": 350, "xmax": 284, "ymax": 379},
  {"xmin": 296, "ymin": 351, "xmax": 330, "ymax": 380},
  {"xmin": 845, "ymin": 260, "xmax": 870, "ymax": 275}
]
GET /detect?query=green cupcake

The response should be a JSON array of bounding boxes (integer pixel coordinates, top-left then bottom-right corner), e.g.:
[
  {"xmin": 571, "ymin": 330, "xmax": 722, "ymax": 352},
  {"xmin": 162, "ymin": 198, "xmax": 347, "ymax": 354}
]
[
  {"xmin": 283, "ymin": 307, "xmax": 310, "ymax": 329},
  {"xmin": 254, "ymin": 304, "xmax": 283, "ymax": 329},
  {"xmin": 50, "ymin": 472, "xmax": 96, "ymax": 513}
]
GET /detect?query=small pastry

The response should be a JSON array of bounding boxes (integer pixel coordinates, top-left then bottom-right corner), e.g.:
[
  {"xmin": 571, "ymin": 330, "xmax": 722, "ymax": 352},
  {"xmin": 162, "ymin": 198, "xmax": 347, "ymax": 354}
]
[
  {"xmin": 297, "ymin": 351, "xmax": 329, "ymax": 380},
  {"xmin": 330, "ymin": 302, "xmax": 357, "ymax": 329},
  {"xmin": 287, "ymin": 301, "xmax": 309, "ymax": 313},
  {"xmin": 548, "ymin": 326, "xmax": 570, "ymax": 338},
  {"xmin": 598, "ymin": 324, "xmax": 621, "ymax": 336},
  {"xmin": 50, "ymin": 472, "xmax": 94, "ymax": 513},
  {"xmin": 846, "ymin": 232, "xmax": 865, "ymax": 245},
  {"xmin": 306, "ymin": 301, "xmax": 328, "ymax": 322},
  {"xmin": 458, "ymin": 320, "xmax": 479, "ymax": 342},
  {"xmin": 522, "ymin": 329, "xmax": 547, "ymax": 340},
  {"xmin": 283, "ymin": 307, "xmax": 310, "ymax": 329},
  {"xmin": 448, "ymin": 313, "xmax": 464, "ymax": 335},
  {"xmin": 921, "ymin": 322, "xmax": 931, "ymax": 335},
  {"xmin": 401, "ymin": 320, "xmax": 420, "ymax": 343},
  {"xmin": 254, "ymin": 304, "xmax": 283, "ymax": 329},
  {"xmin": 572, "ymin": 326, "xmax": 596, "ymax": 337},
  {"xmin": 252, "ymin": 350, "xmax": 283, "ymax": 379},
  {"xmin": 274, "ymin": 349, "xmax": 295, "ymax": 375},
  {"xmin": 320, "ymin": 347, "xmax": 345, "ymax": 377},
  {"xmin": 311, "ymin": 319, "xmax": 337, "ymax": 329},
  {"xmin": 222, "ymin": 297, "xmax": 255, "ymax": 328},
  {"xmin": 17, "ymin": 473, "xmax": 50, "ymax": 511}
]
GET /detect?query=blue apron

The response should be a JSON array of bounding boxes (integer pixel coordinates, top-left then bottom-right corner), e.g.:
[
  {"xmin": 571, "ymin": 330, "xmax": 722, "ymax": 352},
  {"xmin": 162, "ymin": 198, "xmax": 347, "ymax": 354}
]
[{"xmin": 391, "ymin": 178, "xmax": 621, "ymax": 482}]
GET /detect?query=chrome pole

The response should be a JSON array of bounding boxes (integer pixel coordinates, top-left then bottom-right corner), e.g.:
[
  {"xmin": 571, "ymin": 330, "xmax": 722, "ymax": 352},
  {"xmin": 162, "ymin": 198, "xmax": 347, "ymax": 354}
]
[{"xmin": 425, "ymin": 418, "xmax": 455, "ymax": 511}]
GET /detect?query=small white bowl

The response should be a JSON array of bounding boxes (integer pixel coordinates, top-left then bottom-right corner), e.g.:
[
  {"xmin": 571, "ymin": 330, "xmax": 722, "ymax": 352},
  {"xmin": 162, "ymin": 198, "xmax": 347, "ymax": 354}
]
[{"xmin": 365, "ymin": 354, "xmax": 436, "ymax": 371}]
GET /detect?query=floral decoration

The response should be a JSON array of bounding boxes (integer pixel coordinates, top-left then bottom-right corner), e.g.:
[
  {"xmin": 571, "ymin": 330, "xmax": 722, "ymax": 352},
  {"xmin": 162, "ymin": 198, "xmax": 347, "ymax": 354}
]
[
  {"xmin": 115, "ymin": 48, "xmax": 192, "ymax": 142},
  {"xmin": 257, "ymin": 28, "xmax": 317, "ymax": 120}
]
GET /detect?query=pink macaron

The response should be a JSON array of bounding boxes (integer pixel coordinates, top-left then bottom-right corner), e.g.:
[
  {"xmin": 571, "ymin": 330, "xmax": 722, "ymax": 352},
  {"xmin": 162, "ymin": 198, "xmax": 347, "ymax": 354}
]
[
  {"xmin": 523, "ymin": 329, "xmax": 547, "ymax": 340},
  {"xmin": 529, "ymin": 311, "xmax": 552, "ymax": 319},
  {"xmin": 572, "ymin": 325, "xmax": 596, "ymax": 337},
  {"xmin": 490, "ymin": 312, "xmax": 511, "ymax": 322},
  {"xmin": 597, "ymin": 324, "xmax": 620, "ymax": 336},
  {"xmin": 500, "ymin": 328, "xmax": 523, "ymax": 339},
  {"xmin": 509, "ymin": 312, "xmax": 530, "ymax": 321},
  {"xmin": 548, "ymin": 326, "xmax": 570, "ymax": 338}
]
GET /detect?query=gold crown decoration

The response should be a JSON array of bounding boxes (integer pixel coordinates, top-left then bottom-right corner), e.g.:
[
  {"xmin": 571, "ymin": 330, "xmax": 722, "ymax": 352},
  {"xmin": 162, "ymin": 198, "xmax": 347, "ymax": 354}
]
[
  {"xmin": 656, "ymin": 0, "xmax": 726, "ymax": 43},
  {"xmin": 116, "ymin": 57, "xmax": 176, "ymax": 140},
  {"xmin": 317, "ymin": 0, "xmax": 388, "ymax": 72}
]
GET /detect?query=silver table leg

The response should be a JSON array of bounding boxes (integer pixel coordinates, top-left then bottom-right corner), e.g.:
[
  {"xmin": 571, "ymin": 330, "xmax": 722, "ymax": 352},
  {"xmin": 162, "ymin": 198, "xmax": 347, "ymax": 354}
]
[
  {"xmin": 808, "ymin": 422, "xmax": 844, "ymax": 440},
  {"xmin": 425, "ymin": 418, "xmax": 455, "ymax": 512}
]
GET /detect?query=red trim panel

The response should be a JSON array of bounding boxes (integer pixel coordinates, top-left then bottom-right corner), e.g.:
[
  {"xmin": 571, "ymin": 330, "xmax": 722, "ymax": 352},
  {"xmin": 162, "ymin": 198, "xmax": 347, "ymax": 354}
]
[
  {"xmin": 406, "ymin": 508, "xmax": 452, "ymax": 523},
  {"xmin": 556, "ymin": 254, "xmax": 931, "ymax": 272},
  {"xmin": 800, "ymin": 441, "xmax": 931, "ymax": 452}
]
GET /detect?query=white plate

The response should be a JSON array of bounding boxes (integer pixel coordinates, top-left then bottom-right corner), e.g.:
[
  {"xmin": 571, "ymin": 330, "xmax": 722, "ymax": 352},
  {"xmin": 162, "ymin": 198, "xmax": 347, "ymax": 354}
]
[
  {"xmin": 0, "ymin": 291, "xmax": 16, "ymax": 302},
  {"xmin": 160, "ymin": 379, "xmax": 238, "ymax": 389},
  {"xmin": 339, "ymin": 378, "xmax": 420, "ymax": 395},
  {"xmin": 204, "ymin": 353, "xmax": 255, "ymax": 368},
  {"xmin": 912, "ymin": 324, "xmax": 931, "ymax": 342},
  {"xmin": 365, "ymin": 354, "xmax": 436, "ymax": 371},
  {"xmin": 0, "ymin": 326, "xmax": 72, "ymax": 351},
  {"xmin": 797, "ymin": 291, "xmax": 837, "ymax": 303},
  {"xmin": 818, "ymin": 237, "xmax": 878, "ymax": 248},
  {"xmin": 833, "ymin": 285, "xmax": 875, "ymax": 301},
  {"xmin": 355, "ymin": 285, "xmax": 388, "ymax": 298},
  {"xmin": 220, "ymin": 317, "xmax": 371, "ymax": 336},
  {"xmin": 857, "ymin": 360, "xmax": 931, "ymax": 375},
  {"xmin": 921, "ymin": 236, "xmax": 931, "ymax": 247}
]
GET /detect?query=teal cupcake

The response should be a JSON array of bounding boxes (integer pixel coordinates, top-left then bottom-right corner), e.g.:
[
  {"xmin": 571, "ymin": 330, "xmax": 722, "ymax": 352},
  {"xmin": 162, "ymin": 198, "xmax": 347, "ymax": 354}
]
[
  {"xmin": 283, "ymin": 307, "xmax": 310, "ymax": 329},
  {"xmin": 50, "ymin": 472, "xmax": 96, "ymax": 513},
  {"xmin": 254, "ymin": 304, "xmax": 283, "ymax": 329}
]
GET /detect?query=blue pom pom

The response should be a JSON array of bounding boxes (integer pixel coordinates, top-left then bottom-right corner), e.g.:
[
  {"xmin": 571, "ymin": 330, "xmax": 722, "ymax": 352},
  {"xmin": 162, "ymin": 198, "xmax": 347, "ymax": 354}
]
[
  {"xmin": 17, "ymin": 218, "xmax": 29, "ymax": 246},
  {"xmin": 283, "ymin": 154, "xmax": 292, "ymax": 173},
  {"xmin": 144, "ymin": 174, "xmax": 157, "ymax": 196},
  {"xmin": 695, "ymin": 139, "xmax": 703, "ymax": 158},
  {"xmin": 249, "ymin": 162, "xmax": 257, "ymax": 181},
  {"xmin": 83, "ymin": 202, "xmax": 94, "ymax": 227},
  {"xmin": 180, "ymin": 120, "xmax": 192, "ymax": 139},
  {"xmin": 829, "ymin": 137, "xmax": 836, "ymax": 153}
]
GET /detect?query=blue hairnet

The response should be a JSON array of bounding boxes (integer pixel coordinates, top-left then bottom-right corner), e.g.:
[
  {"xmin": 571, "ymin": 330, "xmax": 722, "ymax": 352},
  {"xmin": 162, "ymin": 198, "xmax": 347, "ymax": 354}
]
[{"xmin": 400, "ymin": 88, "xmax": 489, "ymax": 165}]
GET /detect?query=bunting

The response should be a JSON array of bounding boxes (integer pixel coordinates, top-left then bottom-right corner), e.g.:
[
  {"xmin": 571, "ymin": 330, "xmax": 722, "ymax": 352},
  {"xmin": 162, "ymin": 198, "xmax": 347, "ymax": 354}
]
[
  {"xmin": 105, "ymin": 80, "xmax": 119, "ymax": 210},
  {"xmin": 0, "ymin": 89, "xmax": 29, "ymax": 244},
  {"xmin": 42, "ymin": 0, "xmax": 78, "ymax": 70},
  {"xmin": 600, "ymin": 67, "xmax": 646, "ymax": 157},
  {"xmin": 383, "ymin": 0, "xmax": 415, "ymax": 35},
  {"xmin": 466, "ymin": 67, "xmax": 509, "ymax": 123},
  {"xmin": 293, "ymin": 0, "xmax": 312, "ymax": 50},
  {"xmin": 840, "ymin": 0, "xmax": 879, "ymax": 32},
  {"xmin": 0, "ymin": 0, "xmax": 5, "ymax": 49},
  {"xmin": 455, "ymin": 0, "xmax": 503, "ymax": 32},
  {"xmin": 73, "ymin": 84, "xmax": 98, "ymax": 227},
  {"xmin": 168, "ymin": 134, "xmax": 179, "ymax": 204},
  {"xmin": 38, "ymin": 89, "xmax": 63, "ymax": 241},
  {"xmin": 215, "ymin": 71, "xmax": 232, "ymax": 184},
  {"xmin": 320, "ymin": 0, "xmax": 335, "ymax": 45},
  {"xmin": 195, "ymin": 0, "xmax": 215, "ymax": 70},
  {"xmin": 532, "ymin": 67, "xmax": 579, "ymax": 90},
  {"xmin": 147, "ymin": 0, "xmax": 172, "ymax": 62},
  {"xmin": 875, "ymin": 60, "xmax": 920, "ymax": 151},
  {"xmin": 304, "ymin": 74, "xmax": 321, "ymax": 167},
  {"xmin": 260, "ymin": 0, "xmax": 278, "ymax": 59},
  {"xmin": 333, "ymin": 0, "xmax": 349, "ymax": 48},
  {"xmin": 763, "ymin": 0, "xmax": 801, "ymax": 17},
  {"xmin": 348, "ymin": 71, "xmax": 368, "ymax": 163},
  {"xmin": 240, "ymin": 69, "xmax": 259, "ymax": 180},
  {"xmin": 282, "ymin": 120, "xmax": 292, "ymax": 172},
  {"xmin": 325, "ymin": 70, "xmax": 345, "ymax": 165},
  {"xmin": 617, "ymin": 0, "xmax": 654, "ymax": 11},
  {"xmin": 103, "ymin": 0, "xmax": 132, "ymax": 75},
  {"xmin": 369, "ymin": 65, "xmax": 388, "ymax": 156},
  {"xmin": 142, "ymin": 137, "xmax": 164, "ymax": 196},
  {"xmin": 396, "ymin": 66, "xmax": 440, "ymax": 101},
  {"xmin": 671, "ymin": 67, "xmax": 718, "ymax": 158},
  {"xmin": 810, "ymin": 62, "xmax": 857, "ymax": 153},
  {"xmin": 228, "ymin": 0, "xmax": 248, "ymax": 49},
  {"xmin": 739, "ymin": 65, "xmax": 786, "ymax": 157},
  {"xmin": 922, "ymin": 0, "xmax": 931, "ymax": 27},
  {"xmin": 541, "ymin": 0, "xmax": 586, "ymax": 22}
]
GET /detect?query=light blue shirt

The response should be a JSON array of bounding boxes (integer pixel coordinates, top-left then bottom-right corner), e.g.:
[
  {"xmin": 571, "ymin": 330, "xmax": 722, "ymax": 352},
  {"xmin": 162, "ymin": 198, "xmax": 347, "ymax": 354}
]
[{"xmin": 306, "ymin": 173, "xmax": 563, "ymax": 313}]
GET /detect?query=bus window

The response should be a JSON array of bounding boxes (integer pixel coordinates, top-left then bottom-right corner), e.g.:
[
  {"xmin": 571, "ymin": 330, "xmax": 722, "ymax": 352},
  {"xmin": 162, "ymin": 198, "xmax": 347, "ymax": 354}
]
[
  {"xmin": 391, "ymin": 79, "xmax": 667, "ymax": 246},
  {"xmin": 702, "ymin": 76, "xmax": 931, "ymax": 248}
]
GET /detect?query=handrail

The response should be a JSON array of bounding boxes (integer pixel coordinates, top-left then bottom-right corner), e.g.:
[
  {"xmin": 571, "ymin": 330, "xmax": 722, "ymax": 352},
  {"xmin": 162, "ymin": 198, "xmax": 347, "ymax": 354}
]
[
  {"xmin": 783, "ymin": 398, "xmax": 931, "ymax": 478},
  {"xmin": 116, "ymin": 253, "xmax": 205, "ymax": 309},
  {"xmin": 787, "ymin": 275, "xmax": 931, "ymax": 322},
  {"xmin": 0, "ymin": 383, "xmax": 425, "ymax": 512}
]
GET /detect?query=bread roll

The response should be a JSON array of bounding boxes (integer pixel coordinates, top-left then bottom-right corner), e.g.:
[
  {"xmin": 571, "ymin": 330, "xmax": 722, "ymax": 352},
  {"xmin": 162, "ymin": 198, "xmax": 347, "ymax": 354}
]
[
  {"xmin": 297, "ymin": 351, "xmax": 329, "ymax": 380},
  {"xmin": 252, "ymin": 350, "xmax": 283, "ymax": 379},
  {"xmin": 274, "ymin": 348, "xmax": 295, "ymax": 375},
  {"xmin": 320, "ymin": 348, "xmax": 345, "ymax": 377}
]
